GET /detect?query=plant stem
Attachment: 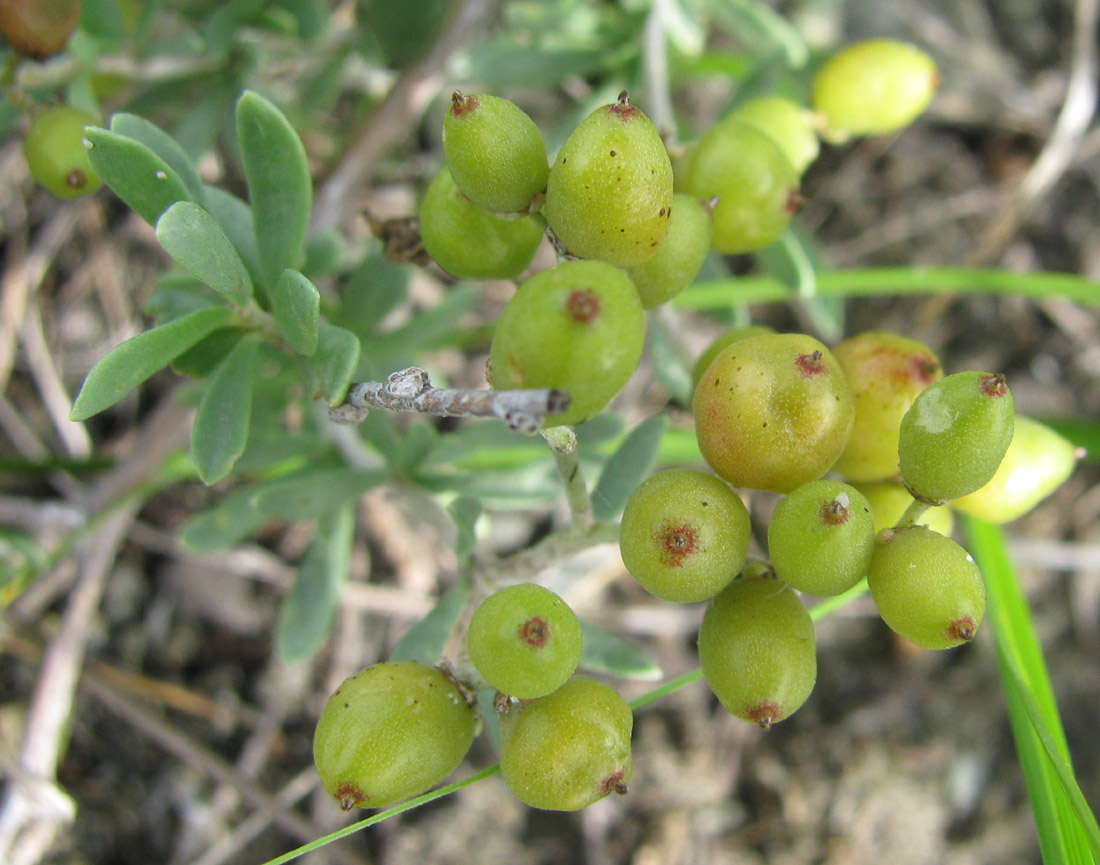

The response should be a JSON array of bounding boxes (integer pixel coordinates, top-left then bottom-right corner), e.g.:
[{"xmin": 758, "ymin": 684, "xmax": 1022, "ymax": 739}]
[{"xmin": 540, "ymin": 426, "xmax": 594, "ymax": 532}]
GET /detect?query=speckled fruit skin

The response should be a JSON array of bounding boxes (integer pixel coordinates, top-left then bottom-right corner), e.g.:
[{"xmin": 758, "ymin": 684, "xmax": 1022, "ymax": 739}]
[
  {"xmin": 23, "ymin": 105, "xmax": 103, "ymax": 199},
  {"xmin": 691, "ymin": 324, "xmax": 776, "ymax": 390},
  {"xmin": 466, "ymin": 584, "xmax": 583, "ymax": 699},
  {"xmin": 852, "ymin": 481, "xmax": 955, "ymax": 537},
  {"xmin": 419, "ymin": 168, "xmax": 543, "ymax": 279},
  {"xmin": 0, "ymin": 0, "xmax": 81, "ymax": 59},
  {"xmin": 813, "ymin": 39, "xmax": 939, "ymax": 141},
  {"xmin": 681, "ymin": 119, "xmax": 799, "ymax": 255},
  {"xmin": 898, "ymin": 370, "xmax": 1014, "ymax": 504},
  {"xmin": 498, "ymin": 676, "xmax": 633, "ymax": 811},
  {"xmin": 625, "ymin": 193, "xmax": 712, "ymax": 308},
  {"xmin": 833, "ymin": 330, "xmax": 942, "ymax": 482},
  {"xmin": 868, "ymin": 525, "xmax": 985, "ymax": 650},
  {"xmin": 619, "ymin": 468, "xmax": 750, "ymax": 603},
  {"xmin": 692, "ymin": 333, "xmax": 855, "ymax": 493},
  {"xmin": 698, "ymin": 576, "xmax": 817, "ymax": 728},
  {"xmin": 442, "ymin": 92, "xmax": 549, "ymax": 214},
  {"xmin": 730, "ymin": 95, "xmax": 820, "ymax": 175},
  {"xmin": 767, "ymin": 480, "xmax": 875, "ymax": 597},
  {"xmin": 952, "ymin": 416, "xmax": 1079, "ymax": 523},
  {"xmin": 313, "ymin": 661, "xmax": 475, "ymax": 810},
  {"xmin": 542, "ymin": 93, "xmax": 673, "ymax": 268},
  {"xmin": 488, "ymin": 260, "xmax": 645, "ymax": 427}
]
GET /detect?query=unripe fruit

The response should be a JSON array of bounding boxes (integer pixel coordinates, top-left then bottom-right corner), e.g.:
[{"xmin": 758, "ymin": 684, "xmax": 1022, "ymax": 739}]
[
  {"xmin": 543, "ymin": 92, "xmax": 674, "ymax": 268},
  {"xmin": 952, "ymin": 416, "xmax": 1080, "ymax": 523},
  {"xmin": 730, "ymin": 95, "xmax": 820, "ymax": 175},
  {"xmin": 419, "ymin": 168, "xmax": 543, "ymax": 279},
  {"xmin": 813, "ymin": 39, "xmax": 939, "ymax": 141},
  {"xmin": 498, "ymin": 676, "xmax": 633, "ymax": 811},
  {"xmin": 898, "ymin": 371, "xmax": 1014, "ymax": 504},
  {"xmin": 466, "ymin": 584, "xmax": 583, "ymax": 699},
  {"xmin": 767, "ymin": 480, "xmax": 875, "ymax": 597},
  {"xmin": 698, "ymin": 576, "xmax": 817, "ymax": 727},
  {"xmin": 681, "ymin": 119, "xmax": 800, "ymax": 254},
  {"xmin": 690, "ymin": 324, "xmax": 776, "ymax": 390},
  {"xmin": 0, "ymin": 0, "xmax": 81, "ymax": 59},
  {"xmin": 852, "ymin": 481, "xmax": 955, "ymax": 537},
  {"xmin": 619, "ymin": 468, "xmax": 750, "ymax": 603},
  {"xmin": 693, "ymin": 332, "xmax": 855, "ymax": 493},
  {"xmin": 488, "ymin": 260, "xmax": 645, "ymax": 427},
  {"xmin": 868, "ymin": 525, "xmax": 985, "ymax": 650},
  {"xmin": 23, "ymin": 105, "xmax": 103, "ymax": 199},
  {"xmin": 313, "ymin": 661, "xmax": 476, "ymax": 810},
  {"xmin": 833, "ymin": 330, "xmax": 942, "ymax": 482},
  {"xmin": 442, "ymin": 92, "xmax": 549, "ymax": 214},
  {"xmin": 624, "ymin": 193, "xmax": 712, "ymax": 308}
]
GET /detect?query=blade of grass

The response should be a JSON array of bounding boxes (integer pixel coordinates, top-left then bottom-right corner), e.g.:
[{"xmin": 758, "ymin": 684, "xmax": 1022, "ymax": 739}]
[
  {"xmin": 965, "ymin": 517, "xmax": 1097, "ymax": 865},
  {"xmin": 675, "ymin": 267, "xmax": 1100, "ymax": 309}
]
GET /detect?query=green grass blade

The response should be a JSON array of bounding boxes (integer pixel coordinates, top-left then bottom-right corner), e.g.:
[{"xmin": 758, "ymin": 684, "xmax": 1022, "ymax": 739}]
[{"xmin": 965, "ymin": 517, "xmax": 1097, "ymax": 865}]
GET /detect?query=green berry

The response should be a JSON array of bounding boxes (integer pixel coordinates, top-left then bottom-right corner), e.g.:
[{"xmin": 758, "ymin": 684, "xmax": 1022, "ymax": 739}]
[
  {"xmin": 692, "ymin": 332, "xmax": 855, "ymax": 493},
  {"xmin": 624, "ymin": 193, "xmax": 712, "ymax": 308},
  {"xmin": 466, "ymin": 584, "xmax": 583, "ymax": 699},
  {"xmin": 419, "ymin": 168, "xmax": 543, "ymax": 279},
  {"xmin": 23, "ymin": 105, "xmax": 103, "ymax": 199},
  {"xmin": 698, "ymin": 576, "xmax": 817, "ymax": 727},
  {"xmin": 543, "ymin": 92, "xmax": 674, "ymax": 268},
  {"xmin": 681, "ymin": 119, "xmax": 800, "ymax": 254},
  {"xmin": 833, "ymin": 330, "xmax": 942, "ymax": 482},
  {"xmin": 313, "ymin": 661, "xmax": 476, "ymax": 810},
  {"xmin": 498, "ymin": 676, "xmax": 633, "ymax": 811},
  {"xmin": 813, "ymin": 39, "xmax": 939, "ymax": 141},
  {"xmin": 868, "ymin": 526, "xmax": 985, "ymax": 650},
  {"xmin": 442, "ymin": 92, "xmax": 549, "ymax": 214},
  {"xmin": 852, "ymin": 481, "xmax": 955, "ymax": 537},
  {"xmin": 619, "ymin": 468, "xmax": 750, "ymax": 603},
  {"xmin": 952, "ymin": 416, "xmax": 1080, "ymax": 523},
  {"xmin": 0, "ymin": 0, "xmax": 81, "ymax": 59},
  {"xmin": 898, "ymin": 371, "xmax": 1015, "ymax": 504},
  {"xmin": 690, "ymin": 324, "xmax": 776, "ymax": 390},
  {"xmin": 767, "ymin": 480, "xmax": 875, "ymax": 597},
  {"xmin": 488, "ymin": 260, "xmax": 645, "ymax": 426},
  {"xmin": 730, "ymin": 95, "xmax": 820, "ymax": 175}
]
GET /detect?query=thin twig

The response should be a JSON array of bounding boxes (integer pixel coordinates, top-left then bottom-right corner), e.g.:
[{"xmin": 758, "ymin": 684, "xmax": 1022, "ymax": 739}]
[
  {"xmin": 540, "ymin": 426, "xmax": 594, "ymax": 533},
  {"xmin": 330, "ymin": 366, "xmax": 570, "ymax": 434}
]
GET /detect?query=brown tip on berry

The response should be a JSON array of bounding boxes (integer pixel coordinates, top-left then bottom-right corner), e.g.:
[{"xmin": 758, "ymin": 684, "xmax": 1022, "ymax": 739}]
[
  {"xmin": 980, "ymin": 373, "xmax": 1009, "ymax": 398},
  {"xmin": 335, "ymin": 782, "xmax": 366, "ymax": 811},
  {"xmin": 608, "ymin": 90, "xmax": 639, "ymax": 120},
  {"xmin": 600, "ymin": 769, "xmax": 628, "ymax": 796},
  {"xmin": 747, "ymin": 704, "xmax": 780, "ymax": 729},
  {"xmin": 796, "ymin": 350, "xmax": 826, "ymax": 377},
  {"xmin": 66, "ymin": 169, "xmax": 87, "ymax": 190},
  {"xmin": 913, "ymin": 356, "xmax": 941, "ymax": 384},
  {"xmin": 655, "ymin": 523, "xmax": 697, "ymax": 567},
  {"xmin": 518, "ymin": 616, "xmax": 551, "ymax": 648},
  {"xmin": 565, "ymin": 288, "xmax": 600, "ymax": 323},
  {"xmin": 785, "ymin": 187, "xmax": 807, "ymax": 214},
  {"xmin": 947, "ymin": 617, "xmax": 977, "ymax": 644},
  {"xmin": 820, "ymin": 494, "xmax": 851, "ymax": 526},
  {"xmin": 450, "ymin": 91, "xmax": 478, "ymax": 116}
]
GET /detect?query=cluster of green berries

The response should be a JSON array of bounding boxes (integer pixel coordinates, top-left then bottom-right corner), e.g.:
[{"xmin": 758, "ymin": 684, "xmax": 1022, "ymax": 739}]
[
  {"xmin": 314, "ymin": 584, "xmax": 632, "ymax": 813},
  {"xmin": 620, "ymin": 327, "xmax": 1077, "ymax": 727}
]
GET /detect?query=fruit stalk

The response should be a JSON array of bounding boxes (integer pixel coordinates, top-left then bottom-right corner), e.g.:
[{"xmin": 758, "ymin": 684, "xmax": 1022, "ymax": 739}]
[
  {"xmin": 541, "ymin": 426, "xmax": 594, "ymax": 531},
  {"xmin": 329, "ymin": 366, "xmax": 570, "ymax": 433}
]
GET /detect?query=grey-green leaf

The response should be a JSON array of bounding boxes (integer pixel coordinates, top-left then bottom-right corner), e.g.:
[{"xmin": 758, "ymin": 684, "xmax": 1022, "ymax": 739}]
[
  {"xmin": 270, "ymin": 269, "xmax": 319, "ymax": 355},
  {"xmin": 446, "ymin": 495, "xmax": 482, "ymax": 565},
  {"xmin": 202, "ymin": 186, "xmax": 265, "ymax": 292},
  {"xmin": 156, "ymin": 202, "xmax": 254, "ymax": 307},
  {"xmin": 390, "ymin": 579, "xmax": 471, "ymax": 666},
  {"xmin": 109, "ymin": 113, "xmax": 206, "ymax": 203},
  {"xmin": 579, "ymin": 620, "xmax": 663, "ymax": 680},
  {"xmin": 190, "ymin": 335, "xmax": 260, "ymax": 484},
  {"xmin": 251, "ymin": 466, "xmax": 385, "ymax": 520},
  {"xmin": 592, "ymin": 414, "xmax": 668, "ymax": 522},
  {"xmin": 306, "ymin": 324, "xmax": 360, "ymax": 404},
  {"xmin": 179, "ymin": 485, "xmax": 268, "ymax": 553},
  {"xmin": 276, "ymin": 505, "xmax": 354, "ymax": 661},
  {"xmin": 71, "ymin": 306, "xmax": 235, "ymax": 421},
  {"xmin": 236, "ymin": 90, "xmax": 312, "ymax": 289},
  {"xmin": 84, "ymin": 127, "xmax": 193, "ymax": 226}
]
